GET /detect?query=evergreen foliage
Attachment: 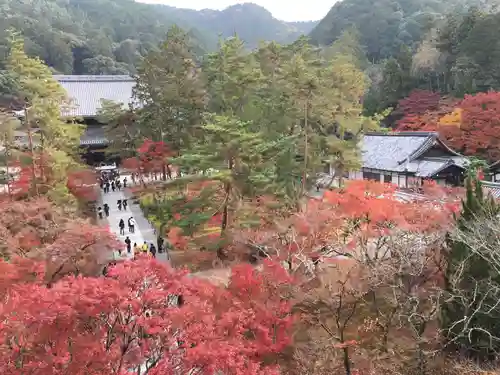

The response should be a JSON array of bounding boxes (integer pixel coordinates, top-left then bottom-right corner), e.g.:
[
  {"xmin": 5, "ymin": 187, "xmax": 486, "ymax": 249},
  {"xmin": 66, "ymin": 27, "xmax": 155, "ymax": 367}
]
[{"xmin": 442, "ymin": 171, "xmax": 500, "ymax": 358}]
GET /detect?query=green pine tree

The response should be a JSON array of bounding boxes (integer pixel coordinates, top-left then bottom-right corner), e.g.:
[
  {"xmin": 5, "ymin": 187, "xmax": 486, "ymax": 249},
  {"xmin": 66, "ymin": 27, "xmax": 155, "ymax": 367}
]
[
  {"xmin": 134, "ymin": 26, "xmax": 207, "ymax": 153},
  {"xmin": 442, "ymin": 172, "xmax": 500, "ymax": 358}
]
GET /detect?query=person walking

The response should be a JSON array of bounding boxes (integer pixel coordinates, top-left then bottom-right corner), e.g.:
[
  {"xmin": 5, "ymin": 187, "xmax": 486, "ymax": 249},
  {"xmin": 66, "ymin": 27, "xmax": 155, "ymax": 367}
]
[
  {"xmin": 150, "ymin": 244, "xmax": 157, "ymax": 258},
  {"xmin": 122, "ymin": 199, "xmax": 128, "ymax": 210},
  {"xmin": 123, "ymin": 177, "xmax": 127, "ymax": 188},
  {"xmin": 97, "ymin": 206, "xmax": 103, "ymax": 220},
  {"xmin": 105, "ymin": 181, "xmax": 110, "ymax": 193},
  {"xmin": 119, "ymin": 219, "xmax": 125, "ymax": 235},
  {"xmin": 103, "ymin": 203, "xmax": 110, "ymax": 217},
  {"xmin": 111, "ymin": 181, "xmax": 116, "ymax": 192},
  {"xmin": 141, "ymin": 241, "xmax": 148, "ymax": 254},
  {"xmin": 116, "ymin": 180, "xmax": 121, "ymax": 190},
  {"xmin": 117, "ymin": 199, "xmax": 122, "ymax": 211},
  {"xmin": 157, "ymin": 236, "xmax": 164, "ymax": 252},
  {"xmin": 125, "ymin": 236, "xmax": 132, "ymax": 254},
  {"xmin": 128, "ymin": 217, "xmax": 136, "ymax": 233}
]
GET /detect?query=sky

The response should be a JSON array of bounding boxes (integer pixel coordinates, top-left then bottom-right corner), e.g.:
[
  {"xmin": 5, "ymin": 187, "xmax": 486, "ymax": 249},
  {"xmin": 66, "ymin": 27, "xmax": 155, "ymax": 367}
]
[{"xmin": 137, "ymin": 0, "xmax": 334, "ymax": 22}]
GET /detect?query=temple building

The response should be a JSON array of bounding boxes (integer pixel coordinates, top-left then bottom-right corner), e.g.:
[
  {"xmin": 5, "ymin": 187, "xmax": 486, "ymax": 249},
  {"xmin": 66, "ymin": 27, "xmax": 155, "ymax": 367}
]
[
  {"xmin": 322, "ymin": 131, "xmax": 469, "ymax": 188},
  {"xmin": 55, "ymin": 75, "xmax": 137, "ymax": 165}
]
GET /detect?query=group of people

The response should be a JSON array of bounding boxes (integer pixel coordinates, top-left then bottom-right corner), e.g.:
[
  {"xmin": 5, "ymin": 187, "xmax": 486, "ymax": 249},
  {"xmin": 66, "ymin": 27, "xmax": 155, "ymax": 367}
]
[
  {"xmin": 121, "ymin": 238, "xmax": 158, "ymax": 258},
  {"xmin": 119, "ymin": 217, "xmax": 136, "ymax": 235},
  {"xmin": 100, "ymin": 177, "xmax": 128, "ymax": 193},
  {"xmin": 96, "ymin": 168, "xmax": 170, "ymax": 260}
]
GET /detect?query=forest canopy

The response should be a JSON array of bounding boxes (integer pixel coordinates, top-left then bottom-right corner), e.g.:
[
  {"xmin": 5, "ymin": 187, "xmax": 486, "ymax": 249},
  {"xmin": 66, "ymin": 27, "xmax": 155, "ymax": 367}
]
[{"xmin": 0, "ymin": 0, "xmax": 316, "ymax": 76}]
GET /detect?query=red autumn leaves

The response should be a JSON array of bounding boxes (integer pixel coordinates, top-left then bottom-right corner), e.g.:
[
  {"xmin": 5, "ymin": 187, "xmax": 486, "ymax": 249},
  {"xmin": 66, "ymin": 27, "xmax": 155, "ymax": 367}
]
[
  {"xmin": 3, "ymin": 151, "xmax": 98, "ymax": 202},
  {"xmin": 0, "ymin": 256, "xmax": 293, "ymax": 375},
  {"xmin": 395, "ymin": 89, "xmax": 500, "ymax": 162},
  {"xmin": 239, "ymin": 180, "xmax": 459, "ymax": 267},
  {"xmin": 123, "ymin": 139, "xmax": 174, "ymax": 175}
]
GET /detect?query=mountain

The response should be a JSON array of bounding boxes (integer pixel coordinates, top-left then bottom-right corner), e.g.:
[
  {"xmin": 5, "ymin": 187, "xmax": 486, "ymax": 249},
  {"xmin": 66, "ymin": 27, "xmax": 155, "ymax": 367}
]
[
  {"xmin": 0, "ymin": 0, "xmax": 318, "ymax": 76},
  {"xmin": 309, "ymin": 0, "xmax": 500, "ymax": 62},
  {"xmin": 157, "ymin": 3, "xmax": 318, "ymax": 50}
]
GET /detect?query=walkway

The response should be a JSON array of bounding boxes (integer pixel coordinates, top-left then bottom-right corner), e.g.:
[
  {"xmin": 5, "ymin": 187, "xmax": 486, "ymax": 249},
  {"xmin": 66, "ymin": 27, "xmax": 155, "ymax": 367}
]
[{"xmin": 98, "ymin": 183, "xmax": 168, "ymax": 263}]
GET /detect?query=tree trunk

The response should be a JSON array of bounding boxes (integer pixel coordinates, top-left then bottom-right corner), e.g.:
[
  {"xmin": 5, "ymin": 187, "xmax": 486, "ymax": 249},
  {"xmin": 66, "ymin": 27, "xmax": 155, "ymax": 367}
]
[
  {"xmin": 5, "ymin": 145, "xmax": 11, "ymax": 201},
  {"xmin": 218, "ymin": 159, "xmax": 233, "ymax": 260},
  {"xmin": 342, "ymin": 347, "xmax": 351, "ymax": 375},
  {"xmin": 301, "ymin": 99, "xmax": 309, "ymax": 196},
  {"xmin": 25, "ymin": 105, "xmax": 38, "ymax": 196}
]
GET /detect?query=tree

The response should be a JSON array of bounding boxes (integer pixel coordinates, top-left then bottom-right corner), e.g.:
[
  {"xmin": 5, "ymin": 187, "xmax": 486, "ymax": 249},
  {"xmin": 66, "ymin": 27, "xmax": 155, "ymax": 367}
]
[
  {"xmin": 445, "ymin": 91, "xmax": 500, "ymax": 162},
  {"xmin": 442, "ymin": 174, "xmax": 500, "ymax": 359},
  {"xmin": 0, "ymin": 257, "xmax": 293, "ymax": 374},
  {"xmin": 0, "ymin": 198, "xmax": 119, "ymax": 285},
  {"xmin": 135, "ymin": 26, "xmax": 207, "ymax": 154},
  {"xmin": 0, "ymin": 111, "xmax": 21, "ymax": 200},
  {"xmin": 6, "ymin": 33, "xmax": 85, "ymax": 204},
  {"xmin": 174, "ymin": 115, "xmax": 275, "ymax": 259},
  {"xmin": 7, "ymin": 32, "xmax": 82, "ymax": 152},
  {"xmin": 98, "ymin": 99, "xmax": 140, "ymax": 161}
]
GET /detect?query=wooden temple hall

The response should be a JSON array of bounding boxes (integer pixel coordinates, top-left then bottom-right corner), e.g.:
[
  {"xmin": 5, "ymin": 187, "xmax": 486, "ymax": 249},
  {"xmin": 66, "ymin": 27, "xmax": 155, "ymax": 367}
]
[
  {"xmin": 320, "ymin": 132, "xmax": 469, "ymax": 188},
  {"xmin": 54, "ymin": 75, "xmax": 137, "ymax": 165}
]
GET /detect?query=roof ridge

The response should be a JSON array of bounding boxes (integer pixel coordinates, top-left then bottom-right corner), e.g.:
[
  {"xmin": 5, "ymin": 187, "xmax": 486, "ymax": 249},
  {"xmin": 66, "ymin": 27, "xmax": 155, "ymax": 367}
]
[
  {"xmin": 54, "ymin": 75, "xmax": 134, "ymax": 82},
  {"xmin": 365, "ymin": 131, "xmax": 438, "ymax": 137}
]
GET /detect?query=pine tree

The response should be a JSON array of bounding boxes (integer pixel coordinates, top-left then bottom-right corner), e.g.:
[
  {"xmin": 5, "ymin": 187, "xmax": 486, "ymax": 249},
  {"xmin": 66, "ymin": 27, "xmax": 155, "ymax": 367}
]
[
  {"xmin": 134, "ymin": 26, "xmax": 207, "ymax": 154},
  {"xmin": 442, "ymin": 171, "xmax": 500, "ymax": 358},
  {"xmin": 174, "ymin": 114, "xmax": 275, "ymax": 258}
]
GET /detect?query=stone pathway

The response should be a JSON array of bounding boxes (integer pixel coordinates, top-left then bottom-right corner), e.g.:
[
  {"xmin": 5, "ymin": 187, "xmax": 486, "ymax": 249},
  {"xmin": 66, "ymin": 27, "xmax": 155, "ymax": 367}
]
[{"xmin": 98, "ymin": 185, "xmax": 168, "ymax": 263}]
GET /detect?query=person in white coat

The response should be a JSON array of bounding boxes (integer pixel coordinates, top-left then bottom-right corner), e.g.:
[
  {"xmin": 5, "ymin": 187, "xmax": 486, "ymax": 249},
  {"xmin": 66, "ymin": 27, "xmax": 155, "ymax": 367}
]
[{"xmin": 128, "ymin": 217, "xmax": 136, "ymax": 233}]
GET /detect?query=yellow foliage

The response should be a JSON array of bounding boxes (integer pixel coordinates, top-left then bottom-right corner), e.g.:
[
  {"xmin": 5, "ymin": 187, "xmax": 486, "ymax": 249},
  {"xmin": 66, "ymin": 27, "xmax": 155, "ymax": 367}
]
[{"xmin": 438, "ymin": 108, "xmax": 462, "ymax": 128}]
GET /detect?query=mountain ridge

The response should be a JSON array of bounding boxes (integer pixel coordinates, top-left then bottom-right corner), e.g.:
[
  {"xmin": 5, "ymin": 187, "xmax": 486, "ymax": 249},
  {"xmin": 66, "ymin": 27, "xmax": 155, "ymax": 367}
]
[{"xmin": 0, "ymin": 0, "xmax": 318, "ymax": 75}]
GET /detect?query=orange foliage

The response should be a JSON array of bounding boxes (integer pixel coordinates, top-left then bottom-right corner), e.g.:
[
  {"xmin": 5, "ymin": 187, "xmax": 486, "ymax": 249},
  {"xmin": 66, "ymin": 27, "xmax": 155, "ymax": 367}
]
[
  {"xmin": 396, "ymin": 91, "xmax": 500, "ymax": 161},
  {"xmin": 237, "ymin": 180, "xmax": 459, "ymax": 266}
]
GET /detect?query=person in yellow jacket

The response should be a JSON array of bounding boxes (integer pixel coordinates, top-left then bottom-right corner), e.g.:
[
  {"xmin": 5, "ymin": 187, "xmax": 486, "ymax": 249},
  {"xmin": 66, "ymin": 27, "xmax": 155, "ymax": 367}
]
[{"xmin": 141, "ymin": 242, "xmax": 149, "ymax": 253}]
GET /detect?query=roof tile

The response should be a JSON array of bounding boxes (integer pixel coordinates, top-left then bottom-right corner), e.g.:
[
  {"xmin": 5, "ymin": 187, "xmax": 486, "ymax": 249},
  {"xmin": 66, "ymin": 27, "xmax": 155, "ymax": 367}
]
[{"xmin": 54, "ymin": 75, "xmax": 137, "ymax": 118}]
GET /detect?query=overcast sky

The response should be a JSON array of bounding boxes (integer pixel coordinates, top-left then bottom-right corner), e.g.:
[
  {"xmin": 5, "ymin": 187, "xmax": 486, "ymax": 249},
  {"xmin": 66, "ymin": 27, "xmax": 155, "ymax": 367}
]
[{"xmin": 138, "ymin": 0, "xmax": 334, "ymax": 22}]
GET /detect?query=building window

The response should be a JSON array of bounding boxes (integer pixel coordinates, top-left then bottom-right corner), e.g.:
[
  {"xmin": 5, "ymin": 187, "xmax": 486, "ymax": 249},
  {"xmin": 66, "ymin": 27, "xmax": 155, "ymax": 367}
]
[
  {"xmin": 384, "ymin": 174, "xmax": 391, "ymax": 183},
  {"xmin": 363, "ymin": 171, "xmax": 380, "ymax": 181}
]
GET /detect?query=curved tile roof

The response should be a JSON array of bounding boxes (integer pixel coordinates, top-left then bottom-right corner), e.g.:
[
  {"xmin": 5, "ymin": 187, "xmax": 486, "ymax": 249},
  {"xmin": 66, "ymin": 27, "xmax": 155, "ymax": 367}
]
[{"xmin": 54, "ymin": 75, "xmax": 137, "ymax": 118}]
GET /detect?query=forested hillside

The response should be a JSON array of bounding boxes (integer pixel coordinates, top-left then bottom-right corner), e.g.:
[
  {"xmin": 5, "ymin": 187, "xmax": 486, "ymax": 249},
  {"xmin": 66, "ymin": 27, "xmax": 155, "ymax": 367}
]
[
  {"xmin": 310, "ymin": 0, "xmax": 500, "ymax": 62},
  {"xmin": 157, "ymin": 3, "xmax": 317, "ymax": 50},
  {"xmin": 0, "ymin": 0, "xmax": 317, "ymax": 76}
]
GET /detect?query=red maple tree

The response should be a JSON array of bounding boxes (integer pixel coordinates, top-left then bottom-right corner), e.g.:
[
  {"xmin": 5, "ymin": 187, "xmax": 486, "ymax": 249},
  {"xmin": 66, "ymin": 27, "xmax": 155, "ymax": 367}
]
[
  {"xmin": 395, "ymin": 91, "xmax": 500, "ymax": 162},
  {"xmin": 443, "ymin": 91, "xmax": 500, "ymax": 161},
  {"xmin": 123, "ymin": 139, "xmax": 175, "ymax": 179},
  {"xmin": 0, "ymin": 256, "xmax": 293, "ymax": 375},
  {"xmin": 395, "ymin": 89, "xmax": 441, "ymax": 118},
  {"xmin": 236, "ymin": 180, "xmax": 459, "ymax": 271},
  {"xmin": 66, "ymin": 168, "xmax": 99, "ymax": 202},
  {"xmin": 0, "ymin": 198, "xmax": 119, "ymax": 284}
]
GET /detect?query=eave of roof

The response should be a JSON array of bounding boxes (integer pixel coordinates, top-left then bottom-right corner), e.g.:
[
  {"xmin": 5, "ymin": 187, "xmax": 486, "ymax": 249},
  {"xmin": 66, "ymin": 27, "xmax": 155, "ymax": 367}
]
[{"xmin": 362, "ymin": 131, "xmax": 467, "ymax": 174}]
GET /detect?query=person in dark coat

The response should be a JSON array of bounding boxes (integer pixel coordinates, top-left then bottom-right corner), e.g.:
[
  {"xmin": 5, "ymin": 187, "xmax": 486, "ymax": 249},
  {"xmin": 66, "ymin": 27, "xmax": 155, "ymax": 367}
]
[
  {"xmin": 124, "ymin": 236, "xmax": 132, "ymax": 253},
  {"xmin": 105, "ymin": 181, "xmax": 110, "ymax": 193},
  {"xmin": 122, "ymin": 199, "xmax": 128, "ymax": 210},
  {"xmin": 119, "ymin": 219, "xmax": 125, "ymax": 235},
  {"xmin": 117, "ymin": 199, "xmax": 122, "ymax": 211},
  {"xmin": 157, "ymin": 237, "xmax": 164, "ymax": 253},
  {"xmin": 111, "ymin": 181, "xmax": 116, "ymax": 192},
  {"xmin": 103, "ymin": 203, "xmax": 110, "ymax": 217},
  {"xmin": 123, "ymin": 177, "xmax": 127, "ymax": 188},
  {"xmin": 150, "ymin": 244, "xmax": 157, "ymax": 258}
]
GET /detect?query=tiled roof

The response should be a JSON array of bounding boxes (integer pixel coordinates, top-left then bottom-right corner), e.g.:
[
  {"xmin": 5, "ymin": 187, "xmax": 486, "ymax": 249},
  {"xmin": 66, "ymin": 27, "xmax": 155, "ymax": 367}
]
[
  {"xmin": 54, "ymin": 75, "xmax": 137, "ymax": 118},
  {"xmin": 481, "ymin": 181, "xmax": 500, "ymax": 199},
  {"xmin": 361, "ymin": 132, "xmax": 467, "ymax": 176}
]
